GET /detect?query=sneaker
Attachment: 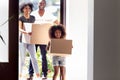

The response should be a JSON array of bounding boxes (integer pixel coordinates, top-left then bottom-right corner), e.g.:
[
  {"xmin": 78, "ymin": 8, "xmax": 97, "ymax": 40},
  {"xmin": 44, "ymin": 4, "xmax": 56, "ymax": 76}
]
[
  {"xmin": 35, "ymin": 77, "xmax": 41, "ymax": 80},
  {"xmin": 27, "ymin": 77, "xmax": 33, "ymax": 80},
  {"xmin": 42, "ymin": 77, "xmax": 47, "ymax": 80}
]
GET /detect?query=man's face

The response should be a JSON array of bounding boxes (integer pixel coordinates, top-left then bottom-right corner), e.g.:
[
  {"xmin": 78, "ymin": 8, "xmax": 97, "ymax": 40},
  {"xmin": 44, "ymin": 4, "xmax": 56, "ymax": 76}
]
[{"xmin": 39, "ymin": 0, "xmax": 46, "ymax": 9}]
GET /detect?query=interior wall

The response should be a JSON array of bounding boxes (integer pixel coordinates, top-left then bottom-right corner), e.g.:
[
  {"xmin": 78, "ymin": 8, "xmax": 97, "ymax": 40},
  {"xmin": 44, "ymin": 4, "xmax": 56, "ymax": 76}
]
[
  {"xmin": 66, "ymin": 0, "xmax": 94, "ymax": 80},
  {"xmin": 63, "ymin": 0, "xmax": 120, "ymax": 80},
  {"xmin": 117, "ymin": 0, "xmax": 120, "ymax": 79},
  {"xmin": 88, "ymin": 0, "xmax": 94, "ymax": 80},
  {"xmin": 0, "ymin": 0, "xmax": 18, "ymax": 79},
  {"xmin": 94, "ymin": 0, "xmax": 119, "ymax": 80},
  {"xmin": 66, "ymin": 0, "xmax": 88, "ymax": 80}
]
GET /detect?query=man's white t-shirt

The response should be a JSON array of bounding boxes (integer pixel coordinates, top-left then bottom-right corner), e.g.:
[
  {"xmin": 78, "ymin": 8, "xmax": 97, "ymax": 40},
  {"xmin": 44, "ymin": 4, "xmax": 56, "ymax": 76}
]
[{"xmin": 31, "ymin": 8, "xmax": 57, "ymax": 24}]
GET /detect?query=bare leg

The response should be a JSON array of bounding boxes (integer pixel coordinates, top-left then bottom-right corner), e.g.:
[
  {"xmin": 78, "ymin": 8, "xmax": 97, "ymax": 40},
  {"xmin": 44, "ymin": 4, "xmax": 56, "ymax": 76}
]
[
  {"xmin": 60, "ymin": 66, "xmax": 66, "ymax": 80},
  {"xmin": 53, "ymin": 66, "xmax": 59, "ymax": 80}
]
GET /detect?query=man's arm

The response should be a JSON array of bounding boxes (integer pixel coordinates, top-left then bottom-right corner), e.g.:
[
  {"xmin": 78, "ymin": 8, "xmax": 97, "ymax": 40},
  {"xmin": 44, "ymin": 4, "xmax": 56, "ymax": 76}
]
[{"xmin": 54, "ymin": 20, "xmax": 59, "ymax": 25}]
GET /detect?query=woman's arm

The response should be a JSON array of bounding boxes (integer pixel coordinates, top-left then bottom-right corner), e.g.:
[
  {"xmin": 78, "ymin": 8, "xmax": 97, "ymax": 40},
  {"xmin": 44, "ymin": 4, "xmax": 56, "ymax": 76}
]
[{"xmin": 19, "ymin": 20, "xmax": 29, "ymax": 34}]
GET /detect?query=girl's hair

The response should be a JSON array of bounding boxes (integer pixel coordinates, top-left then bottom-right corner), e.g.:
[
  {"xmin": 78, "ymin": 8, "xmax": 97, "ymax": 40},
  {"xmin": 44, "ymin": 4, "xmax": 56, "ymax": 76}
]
[
  {"xmin": 49, "ymin": 24, "xmax": 66, "ymax": 39},
  {"xmin": 20, "ymin": 2, "xmax": 33, "ymax": 13}
]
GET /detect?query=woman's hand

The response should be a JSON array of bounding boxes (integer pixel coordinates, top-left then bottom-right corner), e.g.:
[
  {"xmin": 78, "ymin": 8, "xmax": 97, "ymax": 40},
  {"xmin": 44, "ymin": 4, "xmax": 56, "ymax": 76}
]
[
  {"xmin": 22, "ymin": 31, "xmax": 32, "ymax": 36},
  {"xmin": 28, "ymin": 32, "xmax": 32, "ymax": 36}
]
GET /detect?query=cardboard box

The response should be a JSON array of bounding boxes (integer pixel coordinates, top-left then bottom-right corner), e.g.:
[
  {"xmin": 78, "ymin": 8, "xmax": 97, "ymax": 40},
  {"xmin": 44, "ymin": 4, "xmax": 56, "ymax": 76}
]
[
  {"xmin": 50, "ymin": 39, "xmax": 72, "ymax": 56},
  {"xmin": 22, "ymin": 23, "xmax": 52, "ymax": 44},
  {"xmin": 31, "ymin": 23, "xmax": 52, "ymax": 44}
]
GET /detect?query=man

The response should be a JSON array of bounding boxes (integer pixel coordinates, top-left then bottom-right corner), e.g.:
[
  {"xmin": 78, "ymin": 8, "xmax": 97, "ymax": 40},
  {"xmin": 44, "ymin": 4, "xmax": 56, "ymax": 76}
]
[{"xmin": 28, "ymin": 0, "xmax": 58, "ymax": 79}]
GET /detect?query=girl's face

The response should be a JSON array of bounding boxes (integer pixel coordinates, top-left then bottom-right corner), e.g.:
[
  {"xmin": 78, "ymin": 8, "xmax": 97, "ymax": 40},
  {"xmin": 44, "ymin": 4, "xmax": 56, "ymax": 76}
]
[
  {"xmin": 54, "ymin": 30, "xmax": 62, "ymax": 39},
  {"xmin": 23, "ymin": 5, "xmax": 31, "ymax": 14}
]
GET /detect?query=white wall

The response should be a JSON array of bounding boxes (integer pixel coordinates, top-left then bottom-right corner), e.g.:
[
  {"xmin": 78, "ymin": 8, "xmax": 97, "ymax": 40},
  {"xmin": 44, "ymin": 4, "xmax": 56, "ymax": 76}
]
[
  {"xmin": 0, "ymin": 0, "xmax": 9, "ymax": 62},
  {"xmin": 66, "ymin": 0, "xmax": 90, "ymax": 80},
  {"xmin": 66, "ymin": 0, "xmax": 120, "ymax": 80}
]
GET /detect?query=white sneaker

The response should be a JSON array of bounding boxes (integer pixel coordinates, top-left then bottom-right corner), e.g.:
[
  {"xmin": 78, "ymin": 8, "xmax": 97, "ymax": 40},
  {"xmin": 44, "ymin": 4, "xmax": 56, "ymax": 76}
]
[{"xmin": 34, "ymin": 77, "xmax": 41, "ymax": 80}]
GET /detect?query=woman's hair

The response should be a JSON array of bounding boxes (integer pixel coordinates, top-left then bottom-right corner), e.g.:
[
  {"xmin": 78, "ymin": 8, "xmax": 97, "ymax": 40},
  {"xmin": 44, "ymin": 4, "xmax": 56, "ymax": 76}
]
[
  {"xmin": 49, "ymin": 24, "xmax": 66, "ymax": 39},
  {"xmin": 20, "ymin": 2, "xmax": 33, "ymax": 13}
]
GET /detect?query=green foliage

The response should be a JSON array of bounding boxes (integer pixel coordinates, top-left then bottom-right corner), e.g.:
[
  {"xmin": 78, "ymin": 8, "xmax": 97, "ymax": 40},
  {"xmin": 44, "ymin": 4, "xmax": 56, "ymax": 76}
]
[
  {"xmin": 36, "ymin": 48, "xmax": 54, "ymax": 78},
  {"xmin": 24, "ymin": 48, "xmax": 54, "ymax": 78}
]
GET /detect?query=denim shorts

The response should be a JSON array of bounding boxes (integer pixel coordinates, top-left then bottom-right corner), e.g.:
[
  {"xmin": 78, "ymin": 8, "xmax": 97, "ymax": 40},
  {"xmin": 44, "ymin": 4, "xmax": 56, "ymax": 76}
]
[{"xmin": 52, "ymin": 56, "xmax": 66, "ymax": 66}]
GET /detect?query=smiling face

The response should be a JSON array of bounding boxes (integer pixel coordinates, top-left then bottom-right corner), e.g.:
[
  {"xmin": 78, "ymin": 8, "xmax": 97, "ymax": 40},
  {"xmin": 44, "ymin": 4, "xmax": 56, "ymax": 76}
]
[
  {"xmin": 23, "ymin": 5, "xmax": 31, "ymax": 14},
  {"xmin": 54, "ymin": 30, "xmax": 62, "ymax": 39},
  {"xmin": 39, "ymin": 0, "xmax": 46, "ymax": 10}
]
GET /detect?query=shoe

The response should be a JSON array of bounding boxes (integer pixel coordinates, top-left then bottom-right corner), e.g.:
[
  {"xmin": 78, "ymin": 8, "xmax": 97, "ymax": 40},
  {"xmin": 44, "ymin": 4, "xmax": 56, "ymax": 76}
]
[
  {"xmin": 42, "ymin": 77, "xmax": 47, "ymax": 80},
  {"xmin": 27, "ymin": 77, "xmax": 33, "ymax": 80}
]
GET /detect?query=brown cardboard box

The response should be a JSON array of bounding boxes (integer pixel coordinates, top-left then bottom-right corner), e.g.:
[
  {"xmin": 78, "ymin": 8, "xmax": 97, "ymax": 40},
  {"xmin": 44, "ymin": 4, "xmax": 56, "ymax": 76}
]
[
  {"xmin": 31, "ymin": 23, "xmax": 52, "ymax": 44},
  {"xmin": 22, "ymin": 23, "xmax": 52, "ymax": 44},
  {"xmin": 50, "ymin": 39, "xmax": 72, "ymax": 56}
]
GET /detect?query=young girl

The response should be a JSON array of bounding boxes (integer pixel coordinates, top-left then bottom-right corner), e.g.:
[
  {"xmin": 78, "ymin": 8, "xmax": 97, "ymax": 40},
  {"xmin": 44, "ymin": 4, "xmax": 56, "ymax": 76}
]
[{"xmin": 47, "ymin": 24, "xmax": 66, "ymax": 80}]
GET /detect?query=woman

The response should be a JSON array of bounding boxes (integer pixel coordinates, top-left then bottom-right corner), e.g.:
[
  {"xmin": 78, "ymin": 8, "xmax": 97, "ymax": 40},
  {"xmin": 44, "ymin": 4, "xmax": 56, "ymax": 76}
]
[{"xmin": 19, "ymin": 2, "xmax": 40, "ymax": 80}]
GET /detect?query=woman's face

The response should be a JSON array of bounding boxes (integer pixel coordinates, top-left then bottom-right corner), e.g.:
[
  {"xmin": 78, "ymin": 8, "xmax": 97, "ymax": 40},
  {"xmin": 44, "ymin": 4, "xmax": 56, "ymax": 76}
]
[
  {"xmin": 54, "ymin": 30, "xmax": 62, "ymax": 39},
  {"xmin": 23, "ymin": 5, "xmax": 31, "ymax": 14}
]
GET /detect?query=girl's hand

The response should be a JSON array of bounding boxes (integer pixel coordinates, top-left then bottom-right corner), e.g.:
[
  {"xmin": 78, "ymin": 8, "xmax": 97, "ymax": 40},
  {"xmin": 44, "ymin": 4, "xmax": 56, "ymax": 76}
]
[
  {"xmin": 47, "ymin": 42, "xmax": 50, "ymax": 51},
  {"xmin": 46, "ymin": 46, "xmax": 49, "ymax": 51}
]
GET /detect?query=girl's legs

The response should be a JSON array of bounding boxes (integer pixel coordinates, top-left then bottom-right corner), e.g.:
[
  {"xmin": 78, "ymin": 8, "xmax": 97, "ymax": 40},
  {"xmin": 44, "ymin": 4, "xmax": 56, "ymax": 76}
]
[
  {"xmin": 60, "ymin": 66, "xmax": 66, "ymax": 80},
  {"xmin": 53, "ymin": 66, "xmax": 59, "ymax": 80},
  {"xmin": 27, "ymin": 44, "xmax": 40, "ymax": 78}
]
